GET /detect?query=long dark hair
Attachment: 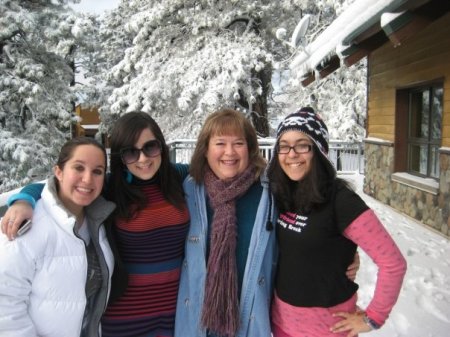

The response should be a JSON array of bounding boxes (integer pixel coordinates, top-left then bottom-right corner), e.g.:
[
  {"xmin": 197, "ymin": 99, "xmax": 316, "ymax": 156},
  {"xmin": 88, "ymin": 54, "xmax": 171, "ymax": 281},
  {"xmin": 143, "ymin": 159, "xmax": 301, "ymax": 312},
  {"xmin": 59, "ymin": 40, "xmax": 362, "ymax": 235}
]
[
  {"xmin": 268, "ymin": 144, "xmax": 337, "ymax": 214},
  {"xmin": 107, "ymin": 111, "xmax": 185, "ymax": 219}
]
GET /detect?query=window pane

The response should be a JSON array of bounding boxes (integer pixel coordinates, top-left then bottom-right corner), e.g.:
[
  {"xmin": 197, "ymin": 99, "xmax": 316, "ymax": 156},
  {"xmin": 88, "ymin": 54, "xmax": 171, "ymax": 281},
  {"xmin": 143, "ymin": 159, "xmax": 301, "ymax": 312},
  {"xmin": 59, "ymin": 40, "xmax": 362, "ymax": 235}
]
[
  {"xmin": 430, "ymin": 146, "xmax": 440, "ymax": 178},
  {"xmin": 431, "ymin": 87, "xmax": 443, "ymax": 140},
  {"xmin": 410, "ymin": 90, "xmax": 429, "ymax": 138},
  {"xmin": 407, "ymin": 84, "xmax": 442, "ymax": 178},
  {"xmin": 409, "ymin": 144, "xmax": 428, "ymax": 175}
]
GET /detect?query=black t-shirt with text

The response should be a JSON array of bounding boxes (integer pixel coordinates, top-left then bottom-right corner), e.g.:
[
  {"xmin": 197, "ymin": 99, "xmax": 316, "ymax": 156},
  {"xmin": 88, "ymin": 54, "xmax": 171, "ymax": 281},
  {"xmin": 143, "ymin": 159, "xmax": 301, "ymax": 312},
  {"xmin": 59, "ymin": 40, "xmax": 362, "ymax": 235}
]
[{"xmin": 275, "ymin": 179, "xmax": 369, "ymax": 307}]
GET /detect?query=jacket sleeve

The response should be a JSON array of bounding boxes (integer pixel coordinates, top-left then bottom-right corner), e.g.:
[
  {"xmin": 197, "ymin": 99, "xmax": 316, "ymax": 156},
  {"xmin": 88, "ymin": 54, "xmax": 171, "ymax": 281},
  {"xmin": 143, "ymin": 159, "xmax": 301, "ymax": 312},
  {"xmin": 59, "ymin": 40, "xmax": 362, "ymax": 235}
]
[
  {"xmin": 0, "ymin": 235, "xmax": 38, "ymax": 336},
  {"xmin": 7, "ymin": 183, "xmax": 45, "ymax": 208},
  {"xmin": 343, "ymin": 209, "xmax": 407, "ymax": 327}
]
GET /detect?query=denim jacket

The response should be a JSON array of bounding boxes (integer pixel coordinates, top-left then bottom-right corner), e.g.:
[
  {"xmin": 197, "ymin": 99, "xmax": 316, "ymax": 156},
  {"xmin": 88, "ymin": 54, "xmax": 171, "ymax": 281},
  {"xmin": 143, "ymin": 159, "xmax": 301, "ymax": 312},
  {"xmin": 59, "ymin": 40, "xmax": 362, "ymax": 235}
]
[{"xmin": 175, "ymin": 174, "xmax": 277, "ymax": 337}]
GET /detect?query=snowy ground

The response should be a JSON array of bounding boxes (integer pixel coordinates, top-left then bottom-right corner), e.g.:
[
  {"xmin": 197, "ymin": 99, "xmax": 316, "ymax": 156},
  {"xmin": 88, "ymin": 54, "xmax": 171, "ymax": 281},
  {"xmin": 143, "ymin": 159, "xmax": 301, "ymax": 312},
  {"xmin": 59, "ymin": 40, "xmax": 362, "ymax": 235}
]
[{"xmin": 341, "ymin": 173, "xmax": 450, "ymax": 337}]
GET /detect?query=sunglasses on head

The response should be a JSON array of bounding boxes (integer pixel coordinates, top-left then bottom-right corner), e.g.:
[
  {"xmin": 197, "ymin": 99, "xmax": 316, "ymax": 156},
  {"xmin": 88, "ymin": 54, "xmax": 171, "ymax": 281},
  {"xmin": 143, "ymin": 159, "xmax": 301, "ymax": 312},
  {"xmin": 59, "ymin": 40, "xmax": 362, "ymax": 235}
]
[{"xmin": 120, "ymin": 139, "xmax": 162, "ymax": 164}]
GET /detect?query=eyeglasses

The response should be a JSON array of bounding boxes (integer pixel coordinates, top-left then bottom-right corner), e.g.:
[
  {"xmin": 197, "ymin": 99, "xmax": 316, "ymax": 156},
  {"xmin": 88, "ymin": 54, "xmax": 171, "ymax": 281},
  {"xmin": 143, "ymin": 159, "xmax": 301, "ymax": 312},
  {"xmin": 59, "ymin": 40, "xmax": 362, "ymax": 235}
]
[
  {"xmin": 120, "ymin": 139, "xmax": 162, "ymax": 164},
  {"xmin": 277, "ymin": 143, "xmax": 312, "ymax": 154}
]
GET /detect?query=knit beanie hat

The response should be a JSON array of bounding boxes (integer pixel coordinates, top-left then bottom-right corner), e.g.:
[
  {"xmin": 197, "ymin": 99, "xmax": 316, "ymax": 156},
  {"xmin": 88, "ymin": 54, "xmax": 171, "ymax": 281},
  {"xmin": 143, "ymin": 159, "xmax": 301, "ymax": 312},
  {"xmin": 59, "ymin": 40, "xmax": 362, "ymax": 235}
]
[{"xmin": 276, "ymin": 107, "xmax": 329, "ymax": 159}]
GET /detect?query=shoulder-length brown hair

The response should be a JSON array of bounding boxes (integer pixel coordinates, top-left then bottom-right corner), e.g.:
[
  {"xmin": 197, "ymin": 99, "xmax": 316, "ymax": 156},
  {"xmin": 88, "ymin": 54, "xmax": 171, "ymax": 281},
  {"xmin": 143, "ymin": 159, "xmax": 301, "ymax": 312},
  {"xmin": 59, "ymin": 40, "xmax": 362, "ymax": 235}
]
[{"xmin": 189, "ymin": 108, "xmax": 266, "ymax": 183}]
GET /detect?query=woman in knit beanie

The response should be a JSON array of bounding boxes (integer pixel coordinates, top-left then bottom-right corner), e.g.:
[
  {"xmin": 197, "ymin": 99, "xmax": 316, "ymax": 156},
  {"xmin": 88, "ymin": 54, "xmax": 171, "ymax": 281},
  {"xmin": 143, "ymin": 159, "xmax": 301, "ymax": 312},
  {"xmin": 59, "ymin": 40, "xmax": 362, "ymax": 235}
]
[{"xmin": 267, "ymin": 107, "xmax": 407, "ymax": 337}]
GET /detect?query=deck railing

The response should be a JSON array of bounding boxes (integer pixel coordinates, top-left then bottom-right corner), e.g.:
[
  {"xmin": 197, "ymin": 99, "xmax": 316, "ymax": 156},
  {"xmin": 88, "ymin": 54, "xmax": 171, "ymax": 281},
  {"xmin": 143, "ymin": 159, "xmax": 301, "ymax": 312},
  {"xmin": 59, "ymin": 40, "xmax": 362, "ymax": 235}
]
[
  {"xmin": 168, "ymin": 138, "xmax": 364, "ymax": 173},
  {"xmin": 0, "ymin": 139, "xmax": 364, "ymax": 216}
]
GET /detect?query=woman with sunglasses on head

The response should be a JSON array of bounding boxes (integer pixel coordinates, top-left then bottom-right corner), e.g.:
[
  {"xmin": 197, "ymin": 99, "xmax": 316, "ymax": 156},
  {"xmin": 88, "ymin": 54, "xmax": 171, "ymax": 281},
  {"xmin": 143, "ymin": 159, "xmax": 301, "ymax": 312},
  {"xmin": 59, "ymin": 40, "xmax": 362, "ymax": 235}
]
[
  {"xmin": 1, "ymin": 112, "xmax": 190, "ymax": 337},
  {"xmin": 0, "ymin": 137, "xmax": 115, "ymax": 337},
  {"xmin": 267, "ymin": 108, "xmax": 407, "ymax": 337}
]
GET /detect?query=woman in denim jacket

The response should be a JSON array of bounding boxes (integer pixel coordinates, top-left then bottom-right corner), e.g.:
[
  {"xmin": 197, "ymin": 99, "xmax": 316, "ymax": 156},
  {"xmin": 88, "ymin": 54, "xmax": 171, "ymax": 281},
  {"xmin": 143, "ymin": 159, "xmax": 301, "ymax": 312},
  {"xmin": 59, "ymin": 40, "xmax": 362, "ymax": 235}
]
[{"xmin": 175, "ymin": 109, "xmax": 277, "ymax": 337}]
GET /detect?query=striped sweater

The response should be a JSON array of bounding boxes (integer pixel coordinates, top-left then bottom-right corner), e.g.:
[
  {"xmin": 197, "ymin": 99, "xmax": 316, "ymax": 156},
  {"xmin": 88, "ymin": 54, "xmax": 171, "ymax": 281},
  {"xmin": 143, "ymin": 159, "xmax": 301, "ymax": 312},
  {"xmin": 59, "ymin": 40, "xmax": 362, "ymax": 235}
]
[{"xmin": 101, "ymin": 181, "xmax": 189, "ymax": 337}]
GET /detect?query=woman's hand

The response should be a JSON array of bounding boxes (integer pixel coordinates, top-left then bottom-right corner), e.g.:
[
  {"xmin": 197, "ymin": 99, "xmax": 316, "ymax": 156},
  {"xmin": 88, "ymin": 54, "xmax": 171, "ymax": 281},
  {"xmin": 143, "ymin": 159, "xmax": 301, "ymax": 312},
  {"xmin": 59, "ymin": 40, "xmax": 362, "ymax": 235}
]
[
  {"xmin": 330, "ymin": 311, "xmax": 372, "ymax": 336},
  {"xmin": 346, "ymin": 251, "xmax": 360, "ymax": 281},
  {"xmin": 0, "ymin": 201, "xmax": 34, "ymax": 240}
]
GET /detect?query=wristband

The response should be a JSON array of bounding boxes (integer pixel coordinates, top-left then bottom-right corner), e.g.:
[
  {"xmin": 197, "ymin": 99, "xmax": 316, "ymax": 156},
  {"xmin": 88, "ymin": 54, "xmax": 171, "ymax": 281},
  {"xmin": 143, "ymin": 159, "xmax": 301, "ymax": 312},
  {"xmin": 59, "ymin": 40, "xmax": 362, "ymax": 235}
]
[
  {"xmin": 7, "ymin": 193, "xmax": 36, "ymax": 210},
  {"xmin": 363, "ymin": 313, "xmax": 381, "ymax": 330}
]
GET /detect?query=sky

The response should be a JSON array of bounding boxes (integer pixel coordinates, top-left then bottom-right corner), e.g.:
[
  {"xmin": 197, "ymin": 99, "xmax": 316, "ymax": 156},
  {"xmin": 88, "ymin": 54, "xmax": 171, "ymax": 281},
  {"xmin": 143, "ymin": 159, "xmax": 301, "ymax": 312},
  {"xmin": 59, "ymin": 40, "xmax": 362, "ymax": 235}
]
[
  {"xmin": 342, "ymin": 173, "xmax": 450, "ymax": 337},
  {"xmin": 71, "ymin": 0, "xmax": 120, "ymax": 15}
]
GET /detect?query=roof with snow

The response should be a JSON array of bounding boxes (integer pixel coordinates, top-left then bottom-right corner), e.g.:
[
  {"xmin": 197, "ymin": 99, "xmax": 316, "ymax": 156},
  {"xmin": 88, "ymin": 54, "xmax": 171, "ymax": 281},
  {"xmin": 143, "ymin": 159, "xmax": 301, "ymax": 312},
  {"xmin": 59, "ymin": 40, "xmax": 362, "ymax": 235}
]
[{"xmin": 290, "ymin": 0, "xmax": 447, "ymax": 86}]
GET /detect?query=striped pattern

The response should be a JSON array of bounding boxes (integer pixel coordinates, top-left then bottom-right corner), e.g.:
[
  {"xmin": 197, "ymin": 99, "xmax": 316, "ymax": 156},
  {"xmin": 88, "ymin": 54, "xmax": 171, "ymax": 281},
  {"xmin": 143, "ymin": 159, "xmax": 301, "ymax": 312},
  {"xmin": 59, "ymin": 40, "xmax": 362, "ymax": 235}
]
[{"xmin": 102, "ymin": 183, "xmax": 189, "ymax": 337}]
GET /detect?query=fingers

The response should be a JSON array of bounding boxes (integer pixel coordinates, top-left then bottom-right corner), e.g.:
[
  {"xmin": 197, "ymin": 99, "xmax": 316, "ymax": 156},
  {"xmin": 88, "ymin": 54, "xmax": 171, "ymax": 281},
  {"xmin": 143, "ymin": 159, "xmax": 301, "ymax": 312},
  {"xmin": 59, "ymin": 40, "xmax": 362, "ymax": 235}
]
[
  {"xmin": 1, "ymin": 204, "xmax": 32, "ymax": 240},
  {"xmin": 330, "ymin": 316, "xmax": 353, "ymax": 335},
  {"xmin": 346, "ymin": 251, "xmax": 360, "ymax": 281},
  {"xmin": 330, "ymin": 322, "xmax": 356, "ymax": 336},
  {"xmin": 1, "ymin": 215, "xmax": 15, "ymax": 240},
  {"xmin": 345, "ymin": 267, "xmax": 357, "ymax": 281},
  {"xmin": 1, "ymin": 217, "xmax": 7, "ymax": 235},
  {"xmin": 2, "ymin": 210, "xmax": 25, "ymax": 240},
  {"xmin": 1, "ymin": 214, "xmax": 22, "ymax": 241},
  {"xmin": 330, "ymin": 311, "xmax": 371, "ymax": 336},
  {"xmin": 0, "ymin": 214, "xmax": 15, "ymax": 236}
]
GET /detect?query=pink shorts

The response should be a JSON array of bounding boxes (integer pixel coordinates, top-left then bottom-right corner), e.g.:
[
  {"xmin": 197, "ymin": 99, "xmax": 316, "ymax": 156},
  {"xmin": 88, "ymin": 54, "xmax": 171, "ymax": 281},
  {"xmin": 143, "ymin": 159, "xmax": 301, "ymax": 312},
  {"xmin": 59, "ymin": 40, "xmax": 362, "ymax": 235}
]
[{"xmin": 271, "ymin": 292, "xmax": 358, "ymax": 337}]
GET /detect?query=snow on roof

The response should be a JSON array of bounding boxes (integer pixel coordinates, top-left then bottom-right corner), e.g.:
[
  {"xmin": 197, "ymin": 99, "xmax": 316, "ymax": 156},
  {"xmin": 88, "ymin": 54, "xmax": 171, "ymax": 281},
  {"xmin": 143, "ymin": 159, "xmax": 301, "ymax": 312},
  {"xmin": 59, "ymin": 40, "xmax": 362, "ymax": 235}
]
[
  {"xmin": 380, "ymin": 11, "xmax": 407, "ymax": 27},
  {"xmin": 289, "ymin": 0, "xmax": 409, "ymax": 79}
]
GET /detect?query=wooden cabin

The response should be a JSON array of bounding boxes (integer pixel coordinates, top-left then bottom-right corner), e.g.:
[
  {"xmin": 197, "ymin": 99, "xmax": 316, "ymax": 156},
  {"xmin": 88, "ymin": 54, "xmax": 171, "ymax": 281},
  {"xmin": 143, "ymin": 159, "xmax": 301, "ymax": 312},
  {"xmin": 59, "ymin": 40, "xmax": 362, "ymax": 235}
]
[
  {"xmin": 74, "ymin": 105, "xmax": 100, "ymax": 138},
  {"xmin": 290, "ymin": 0, "xmax": 450, "ymax": 237}
]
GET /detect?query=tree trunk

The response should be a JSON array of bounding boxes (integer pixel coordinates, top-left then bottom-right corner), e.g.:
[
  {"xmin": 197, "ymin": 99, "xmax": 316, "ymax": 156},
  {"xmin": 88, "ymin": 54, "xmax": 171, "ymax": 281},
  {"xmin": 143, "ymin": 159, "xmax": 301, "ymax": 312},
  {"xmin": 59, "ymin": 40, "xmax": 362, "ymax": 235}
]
[{"xmin": 238, "ymin": 65, "xmax": 272, "ymax": 137}]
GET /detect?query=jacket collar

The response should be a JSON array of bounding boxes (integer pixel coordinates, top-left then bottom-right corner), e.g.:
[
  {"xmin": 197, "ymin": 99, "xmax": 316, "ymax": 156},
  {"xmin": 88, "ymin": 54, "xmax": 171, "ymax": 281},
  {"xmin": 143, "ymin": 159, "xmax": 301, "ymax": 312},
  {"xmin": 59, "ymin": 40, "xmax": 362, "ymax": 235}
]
[{"xmin": 42, "ymin": 177, "xmax": 115, "ymax": 233}]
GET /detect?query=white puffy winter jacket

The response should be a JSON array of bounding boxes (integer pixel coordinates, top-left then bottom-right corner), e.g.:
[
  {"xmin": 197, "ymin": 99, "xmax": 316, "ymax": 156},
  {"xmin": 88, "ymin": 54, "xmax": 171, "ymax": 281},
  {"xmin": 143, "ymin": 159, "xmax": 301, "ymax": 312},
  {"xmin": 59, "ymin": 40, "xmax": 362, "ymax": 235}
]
[{"xmin": 0, "ymin": 177, "xmax": 115, "ymax": 337}]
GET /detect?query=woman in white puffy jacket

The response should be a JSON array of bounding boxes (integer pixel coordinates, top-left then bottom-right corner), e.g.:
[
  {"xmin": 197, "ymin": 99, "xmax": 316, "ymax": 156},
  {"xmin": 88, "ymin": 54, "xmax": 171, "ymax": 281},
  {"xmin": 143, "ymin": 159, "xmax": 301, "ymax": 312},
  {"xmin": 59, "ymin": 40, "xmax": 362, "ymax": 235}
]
[{"xmin": 0, "ymin": 137, "xmax": 115, "ymax": 337}]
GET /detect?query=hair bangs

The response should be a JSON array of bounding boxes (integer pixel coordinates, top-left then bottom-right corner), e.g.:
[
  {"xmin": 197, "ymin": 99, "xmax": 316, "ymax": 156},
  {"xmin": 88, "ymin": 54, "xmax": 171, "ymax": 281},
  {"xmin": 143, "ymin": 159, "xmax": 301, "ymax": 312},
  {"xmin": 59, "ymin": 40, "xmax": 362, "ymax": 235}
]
[{"xmin": 208, "ymin": 114, "xmax": 246, "ymax": 139}]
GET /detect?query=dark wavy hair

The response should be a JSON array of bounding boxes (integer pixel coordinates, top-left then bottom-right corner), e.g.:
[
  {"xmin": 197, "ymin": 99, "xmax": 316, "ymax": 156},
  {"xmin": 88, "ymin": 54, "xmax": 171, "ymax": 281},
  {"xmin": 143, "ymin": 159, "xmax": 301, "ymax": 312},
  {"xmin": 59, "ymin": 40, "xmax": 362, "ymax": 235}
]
[
  {"xmin": 189, "ymin": 108, "xmax": 266, "ymax": 183},
  {"xmin": 107, "ymin": 111, "xmax": 185, "ymax": 219},
  {"xmin": 268, "ymin": 143, "xmax": 337, "ymax": 214}
]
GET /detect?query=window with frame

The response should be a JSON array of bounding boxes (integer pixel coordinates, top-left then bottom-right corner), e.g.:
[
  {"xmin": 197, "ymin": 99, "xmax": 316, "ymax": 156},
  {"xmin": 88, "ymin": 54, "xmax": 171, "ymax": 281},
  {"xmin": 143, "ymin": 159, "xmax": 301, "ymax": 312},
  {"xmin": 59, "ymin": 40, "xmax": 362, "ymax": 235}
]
[{"xmin": 407, "ymin": 84, "xmax": 442, "ymax": 179}]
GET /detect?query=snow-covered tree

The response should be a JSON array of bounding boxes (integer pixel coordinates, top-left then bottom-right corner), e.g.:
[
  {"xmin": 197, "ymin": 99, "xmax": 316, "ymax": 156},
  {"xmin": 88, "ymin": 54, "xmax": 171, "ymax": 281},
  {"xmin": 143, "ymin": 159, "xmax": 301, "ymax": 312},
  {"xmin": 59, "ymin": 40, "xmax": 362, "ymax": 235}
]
[
  {"xmin": 0, "ymin": 0, "xmax": 97, "ymax": 192},
  {"xmin": 278, "ymin": 61, "xmax": 367, "ymax": 141},
  {"xmin": 96, "ymin": 0, "xmax": 360, "ymax": 139},
  {"xmin": 0, "ymin": 0, "xmax": 367, "ymax": 192},
  {"xmin": 84, "ymin": 2, "xmax": 135, "ymax": 137}
]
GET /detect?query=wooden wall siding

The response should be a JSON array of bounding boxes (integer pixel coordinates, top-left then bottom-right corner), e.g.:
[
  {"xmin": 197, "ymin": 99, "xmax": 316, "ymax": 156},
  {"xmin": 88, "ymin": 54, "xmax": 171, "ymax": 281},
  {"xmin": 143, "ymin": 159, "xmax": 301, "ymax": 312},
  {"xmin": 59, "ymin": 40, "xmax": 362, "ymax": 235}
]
[
  {"xmin": 75, "ymin": 106, "xmax": 100, "ymax": 124},
  {"xmin": 444, "ymin": 81, "xmax": 450, "ymax": 146},
  {"xmin": 367, "ymin": 13, "xmax": 450, "ymax": 145}
]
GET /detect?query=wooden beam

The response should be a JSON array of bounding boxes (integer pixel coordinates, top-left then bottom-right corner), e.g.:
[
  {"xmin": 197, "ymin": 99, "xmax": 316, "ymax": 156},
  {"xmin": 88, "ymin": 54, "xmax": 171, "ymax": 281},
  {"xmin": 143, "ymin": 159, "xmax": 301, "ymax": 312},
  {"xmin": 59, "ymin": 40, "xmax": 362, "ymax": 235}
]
[
  {"xmin": 342, "ymin": 31, "xmax": 389, "ymax": 67},
  {"xmin": 343, "ymin": 49, "xmax": 369, "ymax": 67},
  {"xmin": 317, "ymin": 56, "xmax": 341, "ymax": 79},
  {"xmin": 382, "ymin": 11, "xmax": 432, "ymax": 47},
  {"xmin": 301, "ymin": 72, "xmax": 316, "ymax": 87}
]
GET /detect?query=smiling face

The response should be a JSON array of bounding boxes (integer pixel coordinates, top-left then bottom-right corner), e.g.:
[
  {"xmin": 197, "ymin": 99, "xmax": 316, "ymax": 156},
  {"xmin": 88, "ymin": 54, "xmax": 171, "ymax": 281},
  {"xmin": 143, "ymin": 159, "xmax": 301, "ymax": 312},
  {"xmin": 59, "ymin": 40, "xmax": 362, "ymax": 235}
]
[
  {"xmin": 54, "ymin": 144, "xmax": 106, "ymax": 217},
  {"xmin": 278, "ymin": 130, "xmax": 314, "ymax": 181},
  {"xmin": 125, "ymin": 127, "xmax": 162, "ymax": 180},
  {"xmin": 206, "ymin": 133, "xmax": 249, "ymax": 180}
]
